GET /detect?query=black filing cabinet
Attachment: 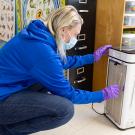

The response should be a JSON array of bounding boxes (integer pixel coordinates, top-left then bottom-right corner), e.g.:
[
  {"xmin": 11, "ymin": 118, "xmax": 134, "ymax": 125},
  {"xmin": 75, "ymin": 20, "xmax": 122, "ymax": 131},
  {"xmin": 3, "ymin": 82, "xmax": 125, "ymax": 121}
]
[{"xmin": 65, "ymin": 0, "xmax": 96, "ymax": 91}]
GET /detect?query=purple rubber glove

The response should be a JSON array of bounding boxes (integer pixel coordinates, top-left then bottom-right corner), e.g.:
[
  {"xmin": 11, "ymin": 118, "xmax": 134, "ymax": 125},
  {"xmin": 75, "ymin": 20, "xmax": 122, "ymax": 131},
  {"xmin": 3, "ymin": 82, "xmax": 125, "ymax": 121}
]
[
  {"xmin": 102, "ymin": 84, "xmax": 119, "ymax": 100},
  {"xmin": 94, "ymin": 45, "xmax": 112, "ymax": 62}
]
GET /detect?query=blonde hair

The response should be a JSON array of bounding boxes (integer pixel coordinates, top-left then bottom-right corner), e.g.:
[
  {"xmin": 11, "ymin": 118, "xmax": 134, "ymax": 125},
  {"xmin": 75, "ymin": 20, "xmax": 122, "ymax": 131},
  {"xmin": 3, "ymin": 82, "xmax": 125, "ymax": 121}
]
[{"xmin": 45, "ymin": 5, "xmax": 83, "ymax": 61}]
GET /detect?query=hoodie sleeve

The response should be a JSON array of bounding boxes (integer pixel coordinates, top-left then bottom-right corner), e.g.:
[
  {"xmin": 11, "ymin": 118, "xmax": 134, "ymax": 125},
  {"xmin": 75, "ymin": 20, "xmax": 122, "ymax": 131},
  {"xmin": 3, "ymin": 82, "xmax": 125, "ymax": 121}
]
[
  {"xmin": 63, "ymin": 54, "xmax": 94, "ymax": 70},
  {"xmin": 29, "ymin": 47, "xmax": 103, "ymax": 104}
]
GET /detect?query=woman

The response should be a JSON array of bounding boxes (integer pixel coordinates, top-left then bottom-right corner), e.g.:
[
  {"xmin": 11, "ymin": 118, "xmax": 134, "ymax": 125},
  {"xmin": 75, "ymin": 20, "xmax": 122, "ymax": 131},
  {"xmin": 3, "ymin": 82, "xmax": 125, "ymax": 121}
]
[{"xmin": 0, "ymin": 5, "xmax": 119, "ymax": 135}]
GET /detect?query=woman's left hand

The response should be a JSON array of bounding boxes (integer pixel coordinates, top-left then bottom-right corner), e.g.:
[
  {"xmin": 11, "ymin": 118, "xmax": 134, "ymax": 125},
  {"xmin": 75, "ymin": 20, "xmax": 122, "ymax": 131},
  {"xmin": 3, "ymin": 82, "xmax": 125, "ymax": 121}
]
[{"xmin": 94, "ymin": 45, "xmax": 112, "ymax": 62}]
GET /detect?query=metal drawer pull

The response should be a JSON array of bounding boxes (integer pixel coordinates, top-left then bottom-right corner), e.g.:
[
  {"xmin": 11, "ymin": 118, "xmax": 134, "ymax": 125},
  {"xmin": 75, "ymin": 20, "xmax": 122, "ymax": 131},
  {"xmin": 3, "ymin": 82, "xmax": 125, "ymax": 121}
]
[
  {"xmin": 77, "ymin": 67, "xmax": 84, "ymax": 75},
  {"xmin": 75, "ymin": 46, "xmax": 87, "ymax": 50},
  {"xmin": 77, "ymin": 46, "xmax": 87, "ymax": 50},
  {"xmin": 77, "ymin": 34, "xmax": 86, "ymax": 41},
  {"xmin": 79, "ymin": 10, "xmax": 89, "ymax": 13},
  {"xmin": 74, "ymin": 77, "xmax": 86, "ymax": 84},
  {"xmin": 79, "ymin": 0, "xmax": 87, "ymax": 4}
]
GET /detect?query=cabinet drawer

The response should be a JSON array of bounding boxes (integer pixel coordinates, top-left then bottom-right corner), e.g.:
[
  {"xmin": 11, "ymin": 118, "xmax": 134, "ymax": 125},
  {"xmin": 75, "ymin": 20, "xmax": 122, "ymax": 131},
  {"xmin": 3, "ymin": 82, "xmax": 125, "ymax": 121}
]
[
  {"xmin": 67, "ymin": 37, "xmax": 94, "ymax": 55},
  {"xmin": 66, "ymin": 0, "xmax": 96, "ymax": 11},
  {"xmin": 79, "ymin": 11, "xmax": 96, "ymax": 33},
  {"xmin": 69, "ymin": 65, "xmax": 93, "ymax": 90}
]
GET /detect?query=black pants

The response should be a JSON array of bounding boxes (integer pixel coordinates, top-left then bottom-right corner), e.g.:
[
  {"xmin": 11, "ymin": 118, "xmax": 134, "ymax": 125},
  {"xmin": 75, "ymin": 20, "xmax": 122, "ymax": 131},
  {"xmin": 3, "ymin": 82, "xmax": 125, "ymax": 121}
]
[{"xmin": 0, "ymin": 84, "xmax": 74, "ymax": 135}]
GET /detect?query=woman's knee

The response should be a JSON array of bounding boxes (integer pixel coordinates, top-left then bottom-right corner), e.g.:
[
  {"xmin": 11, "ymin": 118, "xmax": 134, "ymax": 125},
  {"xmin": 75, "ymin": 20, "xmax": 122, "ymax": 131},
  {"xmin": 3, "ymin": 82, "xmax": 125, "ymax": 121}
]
[{"xmin": 55, "ymin": 96, "xmax": 74, "ymax": 120}]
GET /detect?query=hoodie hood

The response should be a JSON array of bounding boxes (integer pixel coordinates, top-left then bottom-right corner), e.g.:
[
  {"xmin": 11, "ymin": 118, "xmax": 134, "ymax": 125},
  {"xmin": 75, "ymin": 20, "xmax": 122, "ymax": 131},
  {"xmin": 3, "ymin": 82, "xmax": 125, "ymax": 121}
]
[{"xmin": 19, "ymin": 20, "xmax": 57, "ymax": 50}]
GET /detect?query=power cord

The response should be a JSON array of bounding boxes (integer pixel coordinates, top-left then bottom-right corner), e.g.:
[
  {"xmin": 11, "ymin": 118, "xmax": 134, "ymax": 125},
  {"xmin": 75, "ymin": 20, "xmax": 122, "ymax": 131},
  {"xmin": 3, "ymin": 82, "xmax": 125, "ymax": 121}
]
[{"xmin": 91, "ymin": 103, "xmax": 105, "ymax": 115}]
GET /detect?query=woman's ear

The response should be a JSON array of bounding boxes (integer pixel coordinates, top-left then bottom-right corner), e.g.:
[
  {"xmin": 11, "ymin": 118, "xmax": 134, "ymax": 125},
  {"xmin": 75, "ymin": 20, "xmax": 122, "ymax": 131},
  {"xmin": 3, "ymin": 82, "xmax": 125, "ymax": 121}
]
[{"xmin": 58, "ymin": 28, "xmax": 65, "ymax": 39}]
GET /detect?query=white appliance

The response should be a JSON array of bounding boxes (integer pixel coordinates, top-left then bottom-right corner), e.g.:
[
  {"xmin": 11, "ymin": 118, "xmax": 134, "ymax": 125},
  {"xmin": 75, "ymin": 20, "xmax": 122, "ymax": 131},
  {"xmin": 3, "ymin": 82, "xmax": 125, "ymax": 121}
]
[{"xmin": 105, "ymin": 48, "xmax": 135, "ymax": 129}]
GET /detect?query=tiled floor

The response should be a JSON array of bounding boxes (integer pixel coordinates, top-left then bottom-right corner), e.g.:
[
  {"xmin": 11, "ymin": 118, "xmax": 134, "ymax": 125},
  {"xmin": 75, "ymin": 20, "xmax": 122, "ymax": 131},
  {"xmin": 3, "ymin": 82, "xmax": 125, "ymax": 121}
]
[{"xmin": 31, "ymin": 102, "xmax": 135, "ymax": 135}]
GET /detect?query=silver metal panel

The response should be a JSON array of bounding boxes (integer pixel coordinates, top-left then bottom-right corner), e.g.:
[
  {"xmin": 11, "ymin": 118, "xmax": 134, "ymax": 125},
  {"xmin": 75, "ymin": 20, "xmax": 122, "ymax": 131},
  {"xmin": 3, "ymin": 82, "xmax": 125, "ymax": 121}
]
[{"xmin": 106, "ymin": 60, "xmax": 127, "ymax": 124}]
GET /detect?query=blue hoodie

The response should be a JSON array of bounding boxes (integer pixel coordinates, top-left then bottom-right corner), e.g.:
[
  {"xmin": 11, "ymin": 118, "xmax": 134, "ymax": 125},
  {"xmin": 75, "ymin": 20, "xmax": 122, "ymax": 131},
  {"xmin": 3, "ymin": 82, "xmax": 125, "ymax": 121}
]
[{"xmin": 0, "ymin": 20, "xmax": 104, "ymax": 104}]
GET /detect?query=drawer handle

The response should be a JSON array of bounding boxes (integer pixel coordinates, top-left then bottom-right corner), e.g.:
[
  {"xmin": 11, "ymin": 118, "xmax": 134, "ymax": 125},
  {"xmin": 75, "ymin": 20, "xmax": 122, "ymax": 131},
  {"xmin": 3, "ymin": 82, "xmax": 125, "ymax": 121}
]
[
  {"xmin": 74, "ymin": 77, "xmax": 86, "ymax": 84},
  {"xmin": 75, "ymin": 46, "xmax": 87, "ymax": 50},
  {"xmin": 79, "ymin": 10, "xmax": 89, "ymax": 13}
]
